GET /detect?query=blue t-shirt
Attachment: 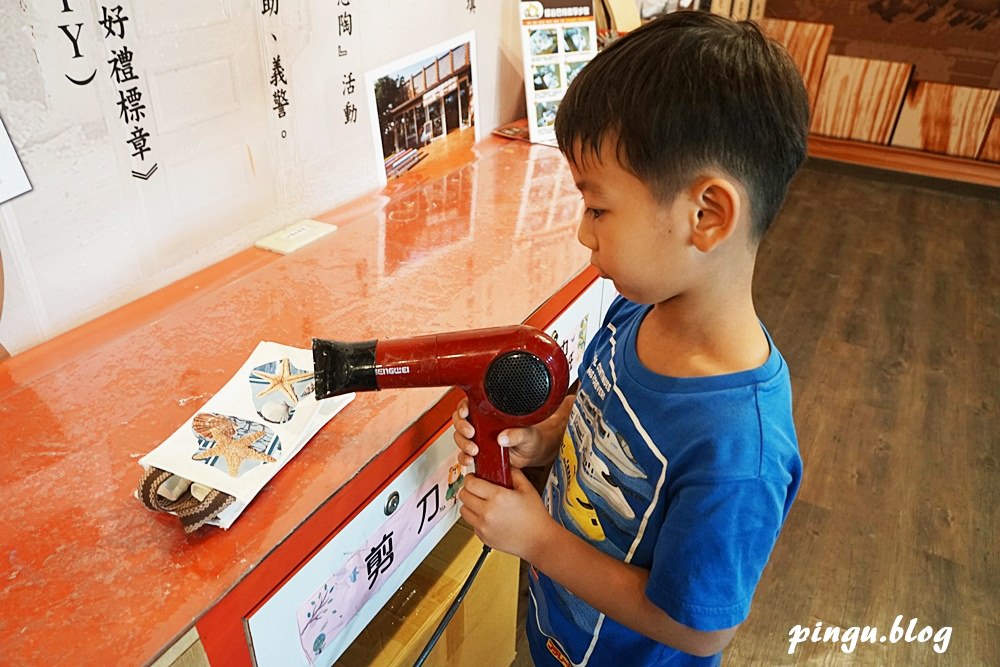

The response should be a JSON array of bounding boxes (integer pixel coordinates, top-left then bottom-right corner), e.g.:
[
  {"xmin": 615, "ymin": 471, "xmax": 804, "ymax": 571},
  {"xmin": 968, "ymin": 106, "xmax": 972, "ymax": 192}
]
[{"xmin": 528, "ymin": 297, "xmax": 802, "ymax": 666}]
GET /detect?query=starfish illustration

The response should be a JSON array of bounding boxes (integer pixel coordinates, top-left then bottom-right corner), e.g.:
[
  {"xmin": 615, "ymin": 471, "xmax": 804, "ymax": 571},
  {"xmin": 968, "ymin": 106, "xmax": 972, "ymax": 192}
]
[
  {"xmin": 191, "ymin": 413, "xmax": 277, "ymax": 477},
  {"xmin": 251, "ymin": 358, "xmax": 314, "ymax": 405}
]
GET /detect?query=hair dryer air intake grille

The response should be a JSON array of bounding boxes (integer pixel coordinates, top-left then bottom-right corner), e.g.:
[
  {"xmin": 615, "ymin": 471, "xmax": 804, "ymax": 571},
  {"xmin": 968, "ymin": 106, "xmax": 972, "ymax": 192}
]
[{"xmin": 483, "ymin": 351, "xmax": 553, "ymax": 416}]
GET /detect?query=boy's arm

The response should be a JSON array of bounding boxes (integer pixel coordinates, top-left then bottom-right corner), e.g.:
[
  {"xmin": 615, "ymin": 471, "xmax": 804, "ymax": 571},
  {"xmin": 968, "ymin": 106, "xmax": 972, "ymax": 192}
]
[
  {"xmin": 458, "ymin": 471, "xmax": 738, "ymax": 658},
  {"xmin": 530, "ymin": 519, "xmax": 739, "ymax": 657}
]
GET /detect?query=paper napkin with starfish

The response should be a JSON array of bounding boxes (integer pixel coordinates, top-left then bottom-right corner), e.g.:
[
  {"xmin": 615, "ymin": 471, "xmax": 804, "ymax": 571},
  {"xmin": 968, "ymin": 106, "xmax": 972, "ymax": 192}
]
[{"xmin": 137, "ymin": 341, "xmax": 353, "ymax": 530}]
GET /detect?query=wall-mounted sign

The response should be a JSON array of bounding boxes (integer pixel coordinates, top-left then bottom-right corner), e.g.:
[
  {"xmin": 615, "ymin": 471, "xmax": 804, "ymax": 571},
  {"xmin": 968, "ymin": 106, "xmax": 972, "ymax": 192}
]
[
  {"xmin": 519, "ymin": 1, "xmax": 597, "ymax": 146},
  {"xmin": 54, "ymin": 2, "xmax": 159, "ymax": 180}
]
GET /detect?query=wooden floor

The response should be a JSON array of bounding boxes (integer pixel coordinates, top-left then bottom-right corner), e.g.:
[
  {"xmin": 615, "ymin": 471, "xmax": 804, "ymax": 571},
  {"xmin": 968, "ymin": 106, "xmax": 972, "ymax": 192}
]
[{"xmin": 512, "ymin": 160, "xmax": 999, "ymax": 666}]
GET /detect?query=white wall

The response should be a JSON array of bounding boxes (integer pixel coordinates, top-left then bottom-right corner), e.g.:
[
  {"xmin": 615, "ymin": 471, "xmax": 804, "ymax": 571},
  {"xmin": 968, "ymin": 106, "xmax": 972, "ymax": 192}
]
[{"xmin": 0, "ymin": 0, "xmax": 525, "ymax": 355}]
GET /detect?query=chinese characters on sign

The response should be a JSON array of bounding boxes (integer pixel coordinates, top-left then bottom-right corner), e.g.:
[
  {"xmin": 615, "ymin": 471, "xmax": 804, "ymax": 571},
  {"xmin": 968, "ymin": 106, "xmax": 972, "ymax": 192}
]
[
  {"xmin": 297, "ymin": 458, "xmax": 464, "ymax": 663},
  {"xmin": 363, "ymin": 479, "xmax": 452, "ymax": 589},
  {"xmin": 56, "ymin": 2, "xmax": 157, "ymax": 179},
  {"xmin": 365, "ymin": 532, "xmax": 394, "ymax": 589},
  {"xmin": 417, "ymin": 484, "xmax": 443, "ymax": 534},
  {"xmin": 338, "ymin": 1, "xmax": 358, "ymax": 124},
  {"xmin": 262, "ymin": 2, "xmax": 289, "ymax": 136},
  {"xmin": 272, "ymin": 55, "xmax": 289, "ymax": 119}
]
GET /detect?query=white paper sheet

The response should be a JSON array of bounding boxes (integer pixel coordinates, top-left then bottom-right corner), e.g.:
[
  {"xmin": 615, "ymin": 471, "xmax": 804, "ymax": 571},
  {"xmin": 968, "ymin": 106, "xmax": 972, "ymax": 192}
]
[
  {"xmin": 0, "ymin": 114, "xmax": 31, "ymax": 205},
  {"xmin": 139, "ymin": 341, "xmax": 353, "ymax": 528}
]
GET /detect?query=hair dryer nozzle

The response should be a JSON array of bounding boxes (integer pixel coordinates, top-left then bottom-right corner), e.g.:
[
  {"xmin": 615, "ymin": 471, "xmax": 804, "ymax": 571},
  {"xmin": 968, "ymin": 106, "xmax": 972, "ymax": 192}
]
[{"xmin": 312, "ymin": 338, "xmax": 379, "ymax": 399}]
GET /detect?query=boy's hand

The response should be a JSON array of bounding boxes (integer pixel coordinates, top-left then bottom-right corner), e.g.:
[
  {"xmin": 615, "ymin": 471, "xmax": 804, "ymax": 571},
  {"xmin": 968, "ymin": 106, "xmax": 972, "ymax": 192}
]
[
  {"xmin": 451, "ymin": 393, "xmax": 575, "ymax": 470},
  {"xmin": 451, "ymin": 397, "xmax": 551, "ymax": 469},
  {"xmin": 458, "ymin": 468, "xmax": 554, "ymax": 560}
]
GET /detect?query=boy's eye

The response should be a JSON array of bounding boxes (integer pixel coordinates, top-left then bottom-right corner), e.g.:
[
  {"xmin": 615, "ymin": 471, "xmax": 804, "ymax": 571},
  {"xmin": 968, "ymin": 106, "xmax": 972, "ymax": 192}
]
[{"xmin": 586, "ymin": 207, "xmax": 604, "ymax": 220}]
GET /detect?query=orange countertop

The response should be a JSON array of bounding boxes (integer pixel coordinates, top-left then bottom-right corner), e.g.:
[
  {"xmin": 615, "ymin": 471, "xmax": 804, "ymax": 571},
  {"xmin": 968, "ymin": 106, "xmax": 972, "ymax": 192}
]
[{"xmin": 0, "ymin": 136, "xmax": 591, "ymax": 664}]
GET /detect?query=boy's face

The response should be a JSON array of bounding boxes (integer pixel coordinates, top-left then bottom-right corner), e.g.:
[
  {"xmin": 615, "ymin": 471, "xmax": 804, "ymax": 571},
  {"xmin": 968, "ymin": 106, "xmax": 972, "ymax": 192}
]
[{"xmin": 568, "ymin": 142, "xmax": 697, "ymax": 306}]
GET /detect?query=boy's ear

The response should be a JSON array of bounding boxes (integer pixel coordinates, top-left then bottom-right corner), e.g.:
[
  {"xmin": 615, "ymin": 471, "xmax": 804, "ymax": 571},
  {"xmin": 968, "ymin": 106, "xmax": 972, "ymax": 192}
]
[{"xmin": 688, "ymin": 177, "xmax": 743, "ymax": 253}]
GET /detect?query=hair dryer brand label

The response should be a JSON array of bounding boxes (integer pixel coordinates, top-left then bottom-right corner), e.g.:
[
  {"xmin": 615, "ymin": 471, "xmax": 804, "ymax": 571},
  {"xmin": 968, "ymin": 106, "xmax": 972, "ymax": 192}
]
[{"xmin": 376, "ymin": 366, "xmax": 411, "ymax": 375}]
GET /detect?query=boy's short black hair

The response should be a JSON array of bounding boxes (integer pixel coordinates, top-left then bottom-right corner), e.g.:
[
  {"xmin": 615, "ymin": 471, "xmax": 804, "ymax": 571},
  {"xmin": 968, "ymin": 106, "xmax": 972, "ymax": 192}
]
[{"xmin": 555, "ymin": 11, "xmax": 809, "ymax": 242}]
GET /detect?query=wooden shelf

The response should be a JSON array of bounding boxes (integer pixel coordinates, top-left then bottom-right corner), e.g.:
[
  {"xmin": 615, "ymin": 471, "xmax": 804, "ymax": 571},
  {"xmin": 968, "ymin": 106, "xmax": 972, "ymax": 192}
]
[{"xmin": 808, "ymin": 135, "xmax": 1000, "ymax": 189}]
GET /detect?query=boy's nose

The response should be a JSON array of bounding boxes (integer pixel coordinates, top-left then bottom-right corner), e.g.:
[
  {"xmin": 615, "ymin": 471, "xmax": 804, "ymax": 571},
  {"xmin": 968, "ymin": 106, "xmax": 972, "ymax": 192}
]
[{"xmin": 576, "ymin": 217, "xmax": 597, "ymax": 251}]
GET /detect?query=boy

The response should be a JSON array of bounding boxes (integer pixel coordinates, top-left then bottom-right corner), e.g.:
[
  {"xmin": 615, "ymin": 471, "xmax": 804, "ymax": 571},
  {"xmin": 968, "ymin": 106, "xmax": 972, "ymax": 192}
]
[{"xmin": 454, "ymin": 11, "xmax": 807, "ymax": 665}]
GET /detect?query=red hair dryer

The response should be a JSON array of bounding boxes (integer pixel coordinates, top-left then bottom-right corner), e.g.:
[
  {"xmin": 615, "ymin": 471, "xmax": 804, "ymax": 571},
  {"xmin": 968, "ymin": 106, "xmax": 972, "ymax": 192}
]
[{"xmin": 312, "ymin": 325, "xmax": 569, "ymax": 488}]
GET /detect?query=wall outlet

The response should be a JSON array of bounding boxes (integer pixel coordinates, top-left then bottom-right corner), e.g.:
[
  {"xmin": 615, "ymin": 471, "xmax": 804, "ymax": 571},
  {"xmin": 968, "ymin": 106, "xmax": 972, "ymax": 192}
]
[{"xmin": 254, "ymin": 219, "xmax": 338, "ymax": 254}]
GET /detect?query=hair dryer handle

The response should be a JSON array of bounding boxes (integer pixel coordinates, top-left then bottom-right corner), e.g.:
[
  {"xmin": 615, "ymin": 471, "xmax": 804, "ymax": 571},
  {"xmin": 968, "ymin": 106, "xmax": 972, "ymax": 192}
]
[{"xmin": 466, "ymin": 410, "xmax": 512, "ymax": 489}]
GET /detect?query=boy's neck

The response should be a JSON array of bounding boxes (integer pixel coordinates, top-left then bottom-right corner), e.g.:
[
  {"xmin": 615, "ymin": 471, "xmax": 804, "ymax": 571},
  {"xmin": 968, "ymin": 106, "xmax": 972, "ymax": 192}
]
[{"xmin": 635, "ymin": 273, "xmax": 768, "ymax": 379}]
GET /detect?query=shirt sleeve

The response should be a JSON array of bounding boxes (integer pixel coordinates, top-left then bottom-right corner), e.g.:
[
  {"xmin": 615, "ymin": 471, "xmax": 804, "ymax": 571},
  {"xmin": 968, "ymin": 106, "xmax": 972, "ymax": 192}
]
[{"xmin": 643, "ymin": 477, "xmax": 791, "ymax": 632}]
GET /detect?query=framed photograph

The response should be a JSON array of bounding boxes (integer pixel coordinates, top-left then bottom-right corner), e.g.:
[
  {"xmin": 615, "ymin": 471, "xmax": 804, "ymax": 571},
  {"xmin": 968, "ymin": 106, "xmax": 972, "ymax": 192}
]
[{"xmin": 365, "ymin": 32, "xmax": 479, "ymax": 185}]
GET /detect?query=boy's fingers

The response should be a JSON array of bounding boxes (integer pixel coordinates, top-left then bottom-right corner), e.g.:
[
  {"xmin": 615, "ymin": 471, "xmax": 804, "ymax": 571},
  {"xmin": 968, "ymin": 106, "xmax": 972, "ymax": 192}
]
[
  {"xmin": 457, "ymin": 480, "xmax": 474, "ymax": 505},
  {"xmin": 497, "ymin": 427, "xmax": 529, "ymax": 448},
  {"xmin": 454, "ymin": 429, "xmax": 479, "ymax": 455},
  {"xmin": 458, "ymin": 503, "xmax": 475, "ymax": 525},
  {"xmin": 452, "ymin": 409, "xmax": 475, "ymax": 439},
  {"xmin": 461, "ymin": 473, "xmax": 495, "ymax": 500}
]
